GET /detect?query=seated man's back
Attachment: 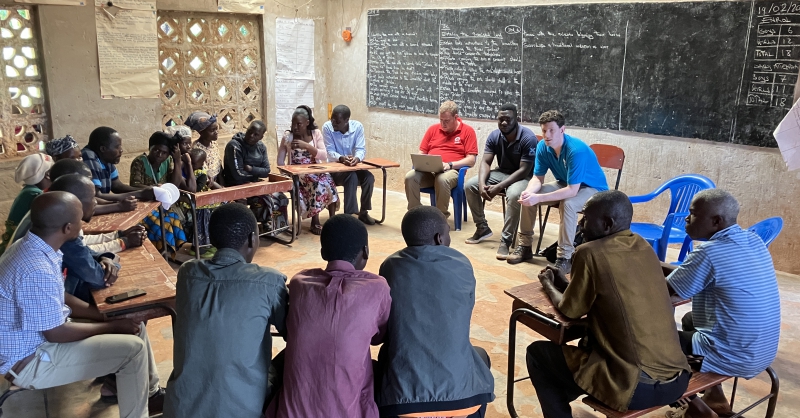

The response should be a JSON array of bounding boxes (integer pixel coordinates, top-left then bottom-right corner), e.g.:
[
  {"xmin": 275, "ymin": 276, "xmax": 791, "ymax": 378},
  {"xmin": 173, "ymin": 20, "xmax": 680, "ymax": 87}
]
[
  {"xmin": 377, "ymin": 207, "xmax": 494, "ymax": 417},
  {"xmin": 165, "ymin": 203, "xmax": 288, "ymax": 418},
  {"xmin": 268, "ymin": 215, "xmax": 390, "ymax": 418}
]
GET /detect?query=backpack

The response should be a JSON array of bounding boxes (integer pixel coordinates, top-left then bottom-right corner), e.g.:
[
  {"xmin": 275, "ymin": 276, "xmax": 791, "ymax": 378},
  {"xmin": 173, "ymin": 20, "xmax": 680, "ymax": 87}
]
[{"xmin": 539, "ymin": 227, "xmax": 584, "ymax": 263}]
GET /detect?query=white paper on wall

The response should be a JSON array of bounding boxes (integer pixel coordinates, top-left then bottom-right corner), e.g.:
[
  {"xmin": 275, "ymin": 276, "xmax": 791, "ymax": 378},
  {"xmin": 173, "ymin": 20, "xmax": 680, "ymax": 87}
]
[
  {"xmin": 773, "ymin": 99, "xmax": 800, "ymax": 172},
  {"xmin": 276, "ymin": 17, "xmax": 314, "ymax": 80}
]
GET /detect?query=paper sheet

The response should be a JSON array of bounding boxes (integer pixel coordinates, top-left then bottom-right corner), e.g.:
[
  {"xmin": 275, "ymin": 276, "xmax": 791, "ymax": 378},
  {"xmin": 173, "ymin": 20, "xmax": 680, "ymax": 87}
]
[
  {"xmin": 276, "ymin": 18, "xmax": 315, "ymax": 80},
  {"xmin": 94, "ymin": 0, "xmax": 159, "ymax": 98},
  {"xmin": 217, "ymin": 0, "xmax": 264, "ymax": 14},
  {"xmin": 275, "ymin": 78, "xmax": 314, "ymax": 134},
  {"xmin": 15, "ymin": 0, "xmax": 85, "ymax": 5},
  {"xmin": 772, "ymin": 99, "xmax": 800, "ymax": 172}
]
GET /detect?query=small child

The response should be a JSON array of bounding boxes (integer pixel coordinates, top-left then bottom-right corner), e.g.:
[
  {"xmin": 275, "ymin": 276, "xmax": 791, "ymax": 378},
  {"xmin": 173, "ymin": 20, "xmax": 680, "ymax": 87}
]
[{"xmin": 187, "ymin": 149, "xmax": 221, "ymax": 258}]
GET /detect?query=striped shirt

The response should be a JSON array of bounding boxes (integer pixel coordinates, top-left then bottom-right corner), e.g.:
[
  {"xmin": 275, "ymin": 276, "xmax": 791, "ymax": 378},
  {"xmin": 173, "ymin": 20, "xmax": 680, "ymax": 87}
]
[
  {"xmin": 81, "ymin": 147, "xmax": 119, "ymax": 194},
  {"xmin": 667, "ymin": 224, "xmax": 781, "ymax": 378},
  {"xmin": 0, "ymin": 232, "xmax": 70, "ymax": 374}
]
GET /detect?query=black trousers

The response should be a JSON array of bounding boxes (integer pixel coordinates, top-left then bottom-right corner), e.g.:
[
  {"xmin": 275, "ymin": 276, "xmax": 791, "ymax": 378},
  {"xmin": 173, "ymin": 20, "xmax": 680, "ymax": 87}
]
[
  {"xmin": 525, "ymin": 341, "xmax": 689, "ymax": 418},
  {"xmin": 331, "ymin": 170, "xmax": 374, "ymax": 214}
]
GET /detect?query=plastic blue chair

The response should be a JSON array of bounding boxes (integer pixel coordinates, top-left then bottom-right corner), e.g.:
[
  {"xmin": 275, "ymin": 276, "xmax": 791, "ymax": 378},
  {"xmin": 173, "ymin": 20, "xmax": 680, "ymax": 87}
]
[
  {"xmin": 675, "ymin": 216, "xmax": 784, "ymax": 264},
  {"xmin": 421, "ymin": 166, "xmax": 468, "ymax": 231},
  {"xmin": 629, "ymin": 174, "xmax": 716, "ymax": 261}
]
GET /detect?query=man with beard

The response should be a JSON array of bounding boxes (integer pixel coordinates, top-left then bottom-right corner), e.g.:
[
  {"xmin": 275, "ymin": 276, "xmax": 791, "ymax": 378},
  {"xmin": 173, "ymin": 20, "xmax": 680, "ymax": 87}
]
[{"xmin": 464, "ymin": 104, "xmax": 538, "ymax": 259}]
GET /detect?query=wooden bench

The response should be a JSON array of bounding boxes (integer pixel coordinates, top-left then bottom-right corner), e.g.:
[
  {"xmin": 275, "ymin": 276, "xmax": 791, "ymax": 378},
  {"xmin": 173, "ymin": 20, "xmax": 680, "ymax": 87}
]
[
  {"xmin": 178, "ymin": 174, "xmax": 295, "ymax": 259},
  {"xmin": 582, "ymin": 367, "xmax": 780, "ymax": 418}
]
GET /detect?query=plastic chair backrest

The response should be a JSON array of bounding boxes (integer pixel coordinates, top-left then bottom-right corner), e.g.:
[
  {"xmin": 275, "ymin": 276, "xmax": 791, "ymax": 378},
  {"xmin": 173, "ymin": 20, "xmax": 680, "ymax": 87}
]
[
  {"xmin": 659, "ymin": 174, "xmax": 716, "ymax": 231},
  {"xmin": 747, "ymin": 217, "xmax": 784, "ymax": 248},
  {"xmin": 589, "ymin": 144, "xmax": 625, "ymax": 190}
]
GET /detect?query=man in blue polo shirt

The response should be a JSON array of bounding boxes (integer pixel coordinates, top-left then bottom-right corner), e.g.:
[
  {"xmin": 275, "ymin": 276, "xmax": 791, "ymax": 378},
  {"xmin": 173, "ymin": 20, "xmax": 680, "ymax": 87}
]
[
  {"xmin": 464, "ymin": 104, "xmax": 538, "ymax": 260},
  {"xmin": 507, "ymin": 110, "xmax": 607, "ymax": 273},
  {"xmin": 666, "ymin": 189, "xmax": 780, "ymax": 418}
]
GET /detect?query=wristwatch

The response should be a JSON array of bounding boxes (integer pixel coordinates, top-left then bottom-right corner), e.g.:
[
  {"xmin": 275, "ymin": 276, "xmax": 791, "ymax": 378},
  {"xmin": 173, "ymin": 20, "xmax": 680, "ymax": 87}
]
[{"xmin": 448, "ymin": 162, "xmax": 453, "ymax": 170}]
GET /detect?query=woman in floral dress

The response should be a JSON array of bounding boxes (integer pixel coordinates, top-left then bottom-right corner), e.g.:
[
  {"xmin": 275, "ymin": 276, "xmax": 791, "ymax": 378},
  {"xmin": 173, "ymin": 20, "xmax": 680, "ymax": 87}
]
[{"xmin": 277, "ymin": 105, "xmax": 338, "ymax": 235}]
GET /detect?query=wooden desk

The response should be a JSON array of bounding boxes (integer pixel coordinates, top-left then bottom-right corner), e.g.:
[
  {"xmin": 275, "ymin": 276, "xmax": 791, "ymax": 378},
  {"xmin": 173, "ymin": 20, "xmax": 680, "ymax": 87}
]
[
  {"xmin": 92, "ymin": 240, "xmax": 177, "ymax": 324},
  {"xmin": 178, "ymin": 174, "xmax": 295, "ymax": 259},
  {"xmin": 83, "ymin": 201, "xmax": 161, "ymax": 234},
  {"xmin": 504, "ymin": 282, "xmax": 691, "ymax": 418},
  {"xmin": 278, "ymin": 158, "xmax": 400, "ymax": 237}
]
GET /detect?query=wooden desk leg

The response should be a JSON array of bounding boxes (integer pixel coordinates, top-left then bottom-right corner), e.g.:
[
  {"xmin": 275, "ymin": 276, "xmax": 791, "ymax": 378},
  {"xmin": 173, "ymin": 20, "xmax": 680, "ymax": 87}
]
[{"xmin": 376, "ymin": 167, "xmax": 388, "ymax": 224}]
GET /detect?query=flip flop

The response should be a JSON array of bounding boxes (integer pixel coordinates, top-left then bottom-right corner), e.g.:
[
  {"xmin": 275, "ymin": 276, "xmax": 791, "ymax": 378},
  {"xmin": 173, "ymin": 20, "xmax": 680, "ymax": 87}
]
[{"xmin": 310, "ymin": 225, "xmax": 323, "ymax": 235}]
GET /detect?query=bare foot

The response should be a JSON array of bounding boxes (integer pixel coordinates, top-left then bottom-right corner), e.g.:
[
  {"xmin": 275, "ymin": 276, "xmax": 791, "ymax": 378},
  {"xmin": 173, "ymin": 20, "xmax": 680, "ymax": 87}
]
[
  {"xmin": 702, "ymin": 385, "xmax": 734, "ymax": 416},
  {"xmin": 685, "ymin": 398, "xmax": 720, "ymax": 418}
]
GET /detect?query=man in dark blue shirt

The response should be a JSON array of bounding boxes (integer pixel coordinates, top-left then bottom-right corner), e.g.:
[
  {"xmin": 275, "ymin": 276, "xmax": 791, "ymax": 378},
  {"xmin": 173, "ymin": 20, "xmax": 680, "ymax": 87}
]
[
  {"xmin": 507, "ymin": 110, "xmax": 608, "ymax": 274},
  {"xmin": 464, "ymin": 104, "xmax": 538, "ymax": 260}
]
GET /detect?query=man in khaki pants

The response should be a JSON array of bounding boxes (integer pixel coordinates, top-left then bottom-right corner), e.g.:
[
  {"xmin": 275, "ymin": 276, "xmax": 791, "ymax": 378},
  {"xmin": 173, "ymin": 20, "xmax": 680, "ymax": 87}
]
[
  {"xmin": 508, "ymin": 110, "xmax": 608, "ymax": 274},
  {"xmin": 0, "ymin": 192, "xmax": 164, "ymax": 418},
  {"xmin": 405, "ymin": 101, "xmax": 478, "ymax": 218}
]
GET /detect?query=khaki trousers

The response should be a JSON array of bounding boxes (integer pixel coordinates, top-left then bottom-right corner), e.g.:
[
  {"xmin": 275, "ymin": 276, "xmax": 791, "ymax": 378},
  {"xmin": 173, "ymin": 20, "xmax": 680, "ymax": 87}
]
[
  {"xmin": 405, "ymin": 169, "xmax": 460, "ymax": 218},
  {"xmin": 518, "ymin": 182, "xmax": 598, "ymax": 259},
  {"xmin": 12, "ymin": 324, "xmax": 160, "ymax": 418}
]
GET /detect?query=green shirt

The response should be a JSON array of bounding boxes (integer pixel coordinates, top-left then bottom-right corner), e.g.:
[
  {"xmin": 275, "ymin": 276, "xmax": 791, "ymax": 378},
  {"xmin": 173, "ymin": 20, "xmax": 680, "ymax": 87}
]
[
  {"xmin": 164, "ymin": 248, "xmax": 289, "ymax": 418},
  {"xmin": 559, "ymin": 230, "xmax": 690, "ymax": 412},
  {"xmin": 0, "ymin": 185, "xmax": 42, "ymax": 256}
]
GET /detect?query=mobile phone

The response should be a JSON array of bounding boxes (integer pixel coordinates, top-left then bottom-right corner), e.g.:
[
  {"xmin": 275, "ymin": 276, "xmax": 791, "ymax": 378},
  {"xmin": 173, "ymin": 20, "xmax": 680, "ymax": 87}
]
[{"xmin": 105, "ymin": 289, "xmax": 147, "ymax": 304}]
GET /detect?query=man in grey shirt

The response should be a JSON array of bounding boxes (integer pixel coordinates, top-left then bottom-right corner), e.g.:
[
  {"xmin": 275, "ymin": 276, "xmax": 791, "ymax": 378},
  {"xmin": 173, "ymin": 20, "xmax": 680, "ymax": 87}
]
[{"xmin": 164, "ymin": 203, "xmax": 289, "ymax": 418}]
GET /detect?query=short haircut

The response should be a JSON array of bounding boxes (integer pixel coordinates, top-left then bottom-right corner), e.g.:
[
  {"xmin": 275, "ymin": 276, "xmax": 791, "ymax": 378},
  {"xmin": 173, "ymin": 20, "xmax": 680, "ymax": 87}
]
[
  {"xmin": 401, "ymin": 206, "xmax": 448, "ymax": 246},
  {"xmin": 499, "ymin": 103, "xmax": 518, "ymax": 118},
  {"xmin": 439, "ymin": 100, "xmax": 458, "ymax": 116},
  {"xmin": 49, "ymin": 174, "xmax": 96, "ymax": 203},
  {"xmin": 586, "ymin": 190, "xmax": 633, "ymax": 230},
  {"xmin": 30, "ymin": 192, "xmax": 82, "ymax": 236},
  {"xmin": 149, "ymin": 131, "xmax": 177, "ymax": 149},
  {"xmin": 209, "ymin": 203, "xmax": 258, "ymax": 250},
  {"xmin": 538, "ymin": 110, "xmax": 565, "ymax": 127},
  {"xmin": 49, "ymin": 158, "xmax": 91, "ymax": 181},
  {"xmin": 88, "ymin": 126, "xmax": 118, "ymax": 150},
  {"xmin": 332, "ymin": 105, "xmax": 351, "ymax": 119},
  {"xmin": 320, "ymin": 214, "xmax": 368, "ymax": 263},
  {"xmin": 694, "ymin": 189, "xmax": 740, "ymax": 222},
  {"xmin": 248, "ymin": 120, "xmax": 266, "ymax": 132},
  {"xmin": 189, "ymin": 148, "xmax": 206, "ymax": 162}
]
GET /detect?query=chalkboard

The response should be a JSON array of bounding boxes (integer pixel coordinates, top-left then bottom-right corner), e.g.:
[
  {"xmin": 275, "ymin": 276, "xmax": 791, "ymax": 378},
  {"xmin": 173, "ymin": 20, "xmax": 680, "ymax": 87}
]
[{"xmin": 367, "ymin": 1, "xmax": 800, "ymax": 147}]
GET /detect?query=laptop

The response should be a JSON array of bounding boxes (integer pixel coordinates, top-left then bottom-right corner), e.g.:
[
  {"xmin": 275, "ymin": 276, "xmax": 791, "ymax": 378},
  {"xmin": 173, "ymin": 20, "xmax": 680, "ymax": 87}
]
[{"xmin": 411, "ymin": 154, "xmax": 444, "ymax": 173}]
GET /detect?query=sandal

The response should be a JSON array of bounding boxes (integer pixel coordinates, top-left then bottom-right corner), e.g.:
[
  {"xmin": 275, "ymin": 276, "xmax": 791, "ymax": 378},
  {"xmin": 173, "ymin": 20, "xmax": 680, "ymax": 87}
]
[{"xmin": 310, "ymin": 224, "xmax": 323, "ymax": 235}]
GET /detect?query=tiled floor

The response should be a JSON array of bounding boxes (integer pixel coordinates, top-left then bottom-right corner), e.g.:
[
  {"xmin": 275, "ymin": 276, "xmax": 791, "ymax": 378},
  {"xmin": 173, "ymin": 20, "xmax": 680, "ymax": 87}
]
[{"xmin": 2, "ymin": 190, "xmax": 798, "ymax": 417}]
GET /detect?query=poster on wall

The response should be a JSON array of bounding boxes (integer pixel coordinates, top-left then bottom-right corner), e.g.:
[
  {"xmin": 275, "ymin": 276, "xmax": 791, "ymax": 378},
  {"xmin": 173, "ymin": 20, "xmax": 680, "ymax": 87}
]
[
  {"xmin": 276, "ymin": 17, "xmax": 314, "ymax": 80},
  {"xmin": 14, "ymin": 0, "xmax": 85, "ymax": 5},
  {"xmin": 275, "ymin": 78, "xmax": 314, "ymax": 135},
  {"xmin": 773, "ymin": 100, "xmax": 800, "ymax": 177},
  {"xmin": 217, "ymin": 0, "xmax": 264, "ymax": 14},
  {"xmin": 94, "ymin": 0, "xmax": 159, "ymax": 99}
]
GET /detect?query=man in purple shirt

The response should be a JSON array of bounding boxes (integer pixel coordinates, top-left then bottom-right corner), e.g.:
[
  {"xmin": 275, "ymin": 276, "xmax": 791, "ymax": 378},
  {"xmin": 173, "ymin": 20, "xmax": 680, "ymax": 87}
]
[{"xmin": 266, "ymin": 214, "xmax": 391, "ymax": 418}]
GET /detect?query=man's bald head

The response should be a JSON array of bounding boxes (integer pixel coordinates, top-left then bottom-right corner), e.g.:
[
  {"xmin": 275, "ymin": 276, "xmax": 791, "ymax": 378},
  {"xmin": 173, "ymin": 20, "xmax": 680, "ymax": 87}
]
[
  {"xmin": 685, "ymin": 189, "xmax": 739, "ymax": 240},
  {"xmin": 49, "ymin": 174, "xmax": 97, "ymax": 222},
  {"xmin": 29, "ymin": 192, "xmax": 83, "ymax": 242},
  {"xmin": 580, "ymin": 190, "xmax": 633, "ymax": 242},
  {"xmin": 401, "ymin": 206, "xmax": 451, "ymax": 247}
]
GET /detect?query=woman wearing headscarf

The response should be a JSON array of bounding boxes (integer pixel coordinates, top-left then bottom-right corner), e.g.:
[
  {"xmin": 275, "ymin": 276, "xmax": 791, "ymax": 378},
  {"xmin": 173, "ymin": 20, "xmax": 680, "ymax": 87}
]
[
  {"xmin": 185, "ymin": 111, "xmax": 223, "ymax": 186},
  {"xmin": 0, "ymin": 153, "xmax": 53, "ymax": 255},
  {"xmin": 44, "ymin": 134, "xmax": 82, "ymax": 161},
  {"xmin": 277, "ymin": 105, "xmax": 338, "ymax": 235},
  {"xmin": 129, "ymin": 131, "xmax": 187, "ymax": 255}
]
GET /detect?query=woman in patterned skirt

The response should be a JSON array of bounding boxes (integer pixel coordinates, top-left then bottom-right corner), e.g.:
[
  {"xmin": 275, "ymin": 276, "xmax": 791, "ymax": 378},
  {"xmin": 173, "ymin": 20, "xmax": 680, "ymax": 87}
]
[{"xmin": 277, "ymin": 105, "xmax": 338, "ymax": 235}]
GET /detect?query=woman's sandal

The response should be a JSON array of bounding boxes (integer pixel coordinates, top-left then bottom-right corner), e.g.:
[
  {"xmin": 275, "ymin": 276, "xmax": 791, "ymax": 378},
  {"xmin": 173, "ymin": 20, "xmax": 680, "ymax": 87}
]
[{"xmin": 310, "ymin": 224, "xmax": 323, "ymax": 235}]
